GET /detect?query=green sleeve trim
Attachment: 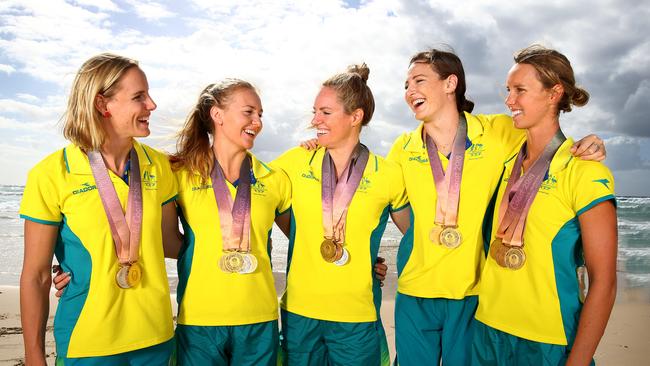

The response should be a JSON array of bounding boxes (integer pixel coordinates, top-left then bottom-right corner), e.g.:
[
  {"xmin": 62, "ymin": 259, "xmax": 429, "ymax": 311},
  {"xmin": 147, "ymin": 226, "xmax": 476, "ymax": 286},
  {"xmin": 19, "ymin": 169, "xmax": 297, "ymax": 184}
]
[
  {"xmin": 577, "ymin": 194, "xmax": 616, "ymax": 216},
  {"xmin": 20, "ymin": 214, "xmax": 61, "ymax": 226},
  {"xmin": 63, "ymin": 148, "xmax": 70, "ymax": 173},
  {"xmin": 390, "ymin": 203, "xmax": 410, "ymax": 213},
  {"xmin": 161, "ymin": 194, "xmax": 179, "ymax": 206}
]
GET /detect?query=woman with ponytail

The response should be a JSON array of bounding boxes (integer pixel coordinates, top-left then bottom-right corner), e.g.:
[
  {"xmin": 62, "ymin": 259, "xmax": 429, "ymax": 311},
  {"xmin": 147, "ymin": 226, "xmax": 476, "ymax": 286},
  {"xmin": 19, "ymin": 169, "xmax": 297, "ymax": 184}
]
[
  {"xmin": 273, "ymin": 63, "xmax": 409, "ymax": 365},
  {"xmin": 473, "ymin": 45, "xmax": 617, "ymax": 365},
  {"xmin": 169, "ymin": 80, "xmax": 291, "ymax": 365},
  {"xmin": 387, "ymin": 48, "xmax": 607, "ymax": 365}
]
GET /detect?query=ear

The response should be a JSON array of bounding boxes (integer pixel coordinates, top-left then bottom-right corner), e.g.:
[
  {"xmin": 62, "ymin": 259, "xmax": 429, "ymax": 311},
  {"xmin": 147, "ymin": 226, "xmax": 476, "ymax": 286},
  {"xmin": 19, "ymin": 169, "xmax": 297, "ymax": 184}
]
[
  {"xmin": 210, "ymin": 105, "xmax": 224, "ymax": 126},
  {"xmin": 550, "ymin": 84, "xmax": 564, "ymax": 103},
  {"xmin": 95, "ymin": 94, "xmax": 108, "ymax": 115},
  {"xmin": 444, "ymin": 74, "xmax": 458, "ymax": 94},
  {"xmin": 351, "ymin": 108, "xmax": 364, "ymax": 127}
]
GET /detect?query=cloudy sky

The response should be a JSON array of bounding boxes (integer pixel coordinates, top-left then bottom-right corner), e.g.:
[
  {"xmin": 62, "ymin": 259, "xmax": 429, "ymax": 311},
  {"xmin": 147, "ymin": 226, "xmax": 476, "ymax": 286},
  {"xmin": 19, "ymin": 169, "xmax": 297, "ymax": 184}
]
[{"xmin": 1, "ymin": 0, "xmax": 649, "ymax": 195}]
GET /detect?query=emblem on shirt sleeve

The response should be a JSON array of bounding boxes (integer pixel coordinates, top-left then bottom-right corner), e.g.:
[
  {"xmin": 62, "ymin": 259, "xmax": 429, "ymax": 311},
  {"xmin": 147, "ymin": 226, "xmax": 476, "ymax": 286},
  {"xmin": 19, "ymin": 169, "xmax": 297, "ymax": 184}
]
[{"xmin": 592, "ymin": 178, "xmax": 611, "ymax": 189}]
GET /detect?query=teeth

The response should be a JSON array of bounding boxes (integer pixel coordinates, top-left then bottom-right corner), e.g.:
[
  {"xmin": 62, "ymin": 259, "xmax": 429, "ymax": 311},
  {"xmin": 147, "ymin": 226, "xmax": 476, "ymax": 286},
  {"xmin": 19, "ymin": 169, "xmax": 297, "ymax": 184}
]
[
  {"xmin": 316, "ymin": 129, "xmax": 328, "ymax": 135},
  {"xmin": 413, "ymin": 98, "xmax": 425, "ymax": 107},
  {"xmin": 512, "ymin": 110, "xmax": 522, "ymax": 117},
  {"xmin": 138, "ymin": 117, "xmax": 149, "ymax": 122},
  {"xmin": 244, "ymin": 129, "xmax": 256, "ymax": 136}
]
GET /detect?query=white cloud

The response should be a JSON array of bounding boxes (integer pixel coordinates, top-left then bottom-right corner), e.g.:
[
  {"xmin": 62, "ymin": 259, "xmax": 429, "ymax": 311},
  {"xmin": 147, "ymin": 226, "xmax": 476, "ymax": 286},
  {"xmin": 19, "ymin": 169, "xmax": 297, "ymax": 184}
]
[
  {"xmin": 0, "ymin": 64, "xmax": 16, "ymax": 74},
  {"xmin": 124, "ymin": 0, "xmax": 174, "ymax": 21}
]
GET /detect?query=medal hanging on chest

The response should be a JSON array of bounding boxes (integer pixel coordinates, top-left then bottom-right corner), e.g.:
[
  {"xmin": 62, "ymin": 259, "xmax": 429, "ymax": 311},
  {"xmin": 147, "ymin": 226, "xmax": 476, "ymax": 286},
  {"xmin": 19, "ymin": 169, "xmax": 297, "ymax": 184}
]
[
  {"xmin": 88, "ymin": 148, "xmax": 143, "ymax": 289},
  {"xmin": 490, "ymin": 130, "xmax": 566, "ymax": 270},
  {"xmin": 211, "ymin": 155, "xmax": 257, "ymax": 274},
  {"xmin": 320, "ymin": 144, "xmax": 369, "ymax": 266},
  {"xmin": 425, "ymin": 114, "xmax": 467, "ymax": 249}
]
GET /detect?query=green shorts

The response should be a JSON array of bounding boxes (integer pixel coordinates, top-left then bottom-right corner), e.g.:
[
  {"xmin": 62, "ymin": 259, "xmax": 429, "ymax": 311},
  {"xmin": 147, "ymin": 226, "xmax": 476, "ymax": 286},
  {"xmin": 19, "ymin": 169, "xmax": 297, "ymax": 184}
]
[
  {"xmin": 56, "ymin": 338, "xmax": 173, "ymax": 366},
  {"xmin": 280, "ymin": 310, "xmax": 388, "ymax": 366},
  {"xmin": 471, "ymin": 320, "xmax": 594, "ymax": 366},
  {"xmin": 394, "ymin": 293, "xmax": 478, "ymax": 366},
  {"xmin": 175, "ymin": 321, "xmax": 279, "ymax": 366}
]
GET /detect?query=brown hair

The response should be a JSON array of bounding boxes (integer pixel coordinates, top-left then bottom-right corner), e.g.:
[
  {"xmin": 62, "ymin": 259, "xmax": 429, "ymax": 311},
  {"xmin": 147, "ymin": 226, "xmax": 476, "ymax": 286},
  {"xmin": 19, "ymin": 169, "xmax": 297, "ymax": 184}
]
[
  {"xmin": 409, "ymin": 48, "xmax": 474, "ymax": 113},
  {"xmin": 514, "ymin": 44, "xmax": 589, "ymax": 113},
  {"xmin": 170, "ymin": 79, "xmax": 255, "ymax": 180},
  {"xmin": 62, "ymin": 53, "xmax": 139, "ymax": 151},
  {"xmin": 322, "ymin": 63, "xmax": 375, "ymax": 126}
]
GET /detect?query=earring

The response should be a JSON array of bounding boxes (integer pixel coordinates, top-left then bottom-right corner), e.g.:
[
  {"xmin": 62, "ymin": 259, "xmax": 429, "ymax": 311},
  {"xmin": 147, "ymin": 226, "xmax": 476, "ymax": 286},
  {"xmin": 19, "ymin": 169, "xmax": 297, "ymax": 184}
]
[{"xmin": 103, "ymin": 111, "xmax": 111, "ymax": 118}]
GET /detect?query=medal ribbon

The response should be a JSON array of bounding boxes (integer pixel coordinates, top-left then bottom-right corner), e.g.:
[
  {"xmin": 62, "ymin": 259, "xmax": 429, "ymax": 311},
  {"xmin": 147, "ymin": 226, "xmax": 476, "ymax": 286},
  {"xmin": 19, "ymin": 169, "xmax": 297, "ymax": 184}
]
[
  {"xmin": 88, "ymin": 148, "xmax": 143, "ymax": 264},
  {"xmin": 211, "ymin": 155, "xmax": 252, "ymax": 252},
  {"xmin": 496, "ymin": 130, "xmax": 566, "ymax": 247},
  {"xmin": 424, "ymin": 114, "xmax": 468, "ymax": 228},
  {"xmin": 321, "ymin": 144, "xmax": 370, "ymax": 244}
]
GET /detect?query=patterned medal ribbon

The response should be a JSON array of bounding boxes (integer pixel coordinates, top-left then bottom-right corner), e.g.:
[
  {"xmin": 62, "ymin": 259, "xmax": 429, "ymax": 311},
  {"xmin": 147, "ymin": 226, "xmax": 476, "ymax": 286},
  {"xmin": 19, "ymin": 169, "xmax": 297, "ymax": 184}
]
[
  {"xmin": 211, "ymin": 155, "xmax": 253, "ymax": 272},
  {"xmin": 320, "ymin": 144, "xmax": 369, "ymax": 262},
  {"xmin": 424, "ymin": 114, "xmax": 467, "ymax": 248},
  {"xmin": 491, "ymin": 130, "xmax": 566, "ymax": 269},
  {"xmin": 88, "ymin": 147, "xmax": 143, "ymax": 288}
]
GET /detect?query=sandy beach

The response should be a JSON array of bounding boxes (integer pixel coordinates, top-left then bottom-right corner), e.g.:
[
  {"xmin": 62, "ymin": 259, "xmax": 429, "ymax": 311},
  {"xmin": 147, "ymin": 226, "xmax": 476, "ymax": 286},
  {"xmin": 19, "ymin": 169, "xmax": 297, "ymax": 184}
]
[{"xmin": 2, "ymin": 274, "xmax": 649, "ymax": 365}]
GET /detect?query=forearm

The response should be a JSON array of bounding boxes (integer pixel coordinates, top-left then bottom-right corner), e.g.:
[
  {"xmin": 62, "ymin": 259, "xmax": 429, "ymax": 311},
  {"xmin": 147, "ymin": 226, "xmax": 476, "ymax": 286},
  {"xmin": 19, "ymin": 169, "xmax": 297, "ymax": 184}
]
[
  {"xmin": 566, "ymin": 276, "xmax": 617, "ymax": 366},
  {"xmin": 20, "ymin": 272, "xmax": 52, "ymax": 365}
]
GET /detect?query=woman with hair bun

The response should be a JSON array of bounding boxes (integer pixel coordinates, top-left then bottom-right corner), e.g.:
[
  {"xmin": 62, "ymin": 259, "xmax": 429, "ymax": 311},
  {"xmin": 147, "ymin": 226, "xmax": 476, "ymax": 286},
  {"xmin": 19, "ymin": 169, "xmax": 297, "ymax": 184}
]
[
  {"xmin": 472, "ymin": 45, "xmax": 617, "ymax": 365},
  {"xmin": 20, "ymin": 53, "xmax": 176, "ymax": 365},
  {"xmin": 273, "ymin": 63, "xmax": 410, "ymax": 365},
  {"xmin": 387, "ymin": 47, "xmax": 607, "ymax": 366}
]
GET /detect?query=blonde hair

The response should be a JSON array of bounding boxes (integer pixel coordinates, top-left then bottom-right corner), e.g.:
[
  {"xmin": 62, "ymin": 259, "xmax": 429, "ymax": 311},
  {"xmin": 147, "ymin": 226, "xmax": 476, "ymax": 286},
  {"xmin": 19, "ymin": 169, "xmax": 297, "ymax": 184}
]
[
  {"xmin": 170, "ymin": 79, "xmax": 256, "ymax": 181},
  {"xmin": 62, "ymin": 53, "xmax": 139, "ymax": 150},
  {"xmin": 322, "ymin": 63, "xmax": 375, "ymax": 126},
  {"xmin": 514, "ymin": 45, "xmax": 589, "ymax": 114}
]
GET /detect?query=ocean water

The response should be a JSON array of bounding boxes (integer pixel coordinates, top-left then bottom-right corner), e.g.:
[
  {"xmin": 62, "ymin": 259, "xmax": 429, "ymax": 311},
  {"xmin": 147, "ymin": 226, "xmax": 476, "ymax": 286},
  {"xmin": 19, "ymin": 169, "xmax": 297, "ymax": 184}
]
[{"xmin": 1, "ymin": 185, "xmax": 648, "ymax": 292}]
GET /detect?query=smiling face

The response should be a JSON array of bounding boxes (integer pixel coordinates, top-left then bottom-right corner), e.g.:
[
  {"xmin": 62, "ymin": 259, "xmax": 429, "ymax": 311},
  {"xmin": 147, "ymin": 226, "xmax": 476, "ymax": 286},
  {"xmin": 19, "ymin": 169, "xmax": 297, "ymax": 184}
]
[
  {"xmin": 404, "ymin": 62, "xmax": 453, "ymax": 122},
  {"xmin": 102, "ymin": 66, "xmax": 156, "ymax": 139},
  {"xmin": 311, "ymin": 86, "xmax": 361, "ymax": 149},
  {"xmin": 505, "ymin": 63, "xmax": 559, "ymax": 130},
  {"xmin": 213, "ymin": 87, "xmax": 263, "ymax": 150}
]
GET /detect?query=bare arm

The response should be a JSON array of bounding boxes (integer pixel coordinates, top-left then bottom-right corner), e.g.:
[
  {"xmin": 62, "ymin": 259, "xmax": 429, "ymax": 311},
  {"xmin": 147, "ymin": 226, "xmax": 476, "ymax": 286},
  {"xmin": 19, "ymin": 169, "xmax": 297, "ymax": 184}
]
[
  {"xmin": 390, "ymin": 206, "xmax": 411, "ymax": 235},
  {"xmin": 20, "ymin": 220, "xmax": 58, "ymax": 366},
  {"xmin": 162, "ymin": 201, "xmax": 182, "ymax": 259},
  {"xmin": 274, "ymin": 210, "xmax": 291, "ymax": 238},
  {"xmin": 566, "ymin": 200, "xmax": 617, "ymax": 366}
]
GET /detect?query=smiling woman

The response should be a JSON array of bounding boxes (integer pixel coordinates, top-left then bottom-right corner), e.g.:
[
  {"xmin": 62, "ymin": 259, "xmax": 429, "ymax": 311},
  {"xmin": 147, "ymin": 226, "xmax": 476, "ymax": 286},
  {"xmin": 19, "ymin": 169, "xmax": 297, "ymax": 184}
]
[{"xmin": 19, "ymin": 53, "xmax": 177, "ymax": 366}]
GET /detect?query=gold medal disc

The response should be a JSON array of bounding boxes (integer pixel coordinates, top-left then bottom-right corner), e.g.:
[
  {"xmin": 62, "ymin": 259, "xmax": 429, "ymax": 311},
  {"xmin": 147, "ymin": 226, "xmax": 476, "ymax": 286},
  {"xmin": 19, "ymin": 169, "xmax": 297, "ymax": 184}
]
[
  {"xmin": 224, "ymin": 251, "xmax": 245, "ymax": 272},
  {"xmin": 126, "ymin": 262, "xmax": 142, "ymax": 287},
  {"xmin": 504, "ymin": 247, "xmax": 526, "ymax": 270},
  {"xmin": 429, "ymin": 226, "xmax": 442, "ymax": 244},
  {"xmin": 439, "ymin": 227, "xmax": 462, "ymax": 249},
  {"xmin": 321, "ymin": 239, "xmax": 338, "ymax": 262},
  {"xmin": 218, "ymin": 255, "xmax": 230, "ymax": 273}
]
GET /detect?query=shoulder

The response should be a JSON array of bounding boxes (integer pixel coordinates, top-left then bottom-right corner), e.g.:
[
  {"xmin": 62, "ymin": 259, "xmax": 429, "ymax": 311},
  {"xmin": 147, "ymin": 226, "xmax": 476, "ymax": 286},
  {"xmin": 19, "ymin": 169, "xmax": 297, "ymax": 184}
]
[
  {"xmin": 28, "ymin": 147, "xmax": 68, "ymax": 179},
  {"xmin": 372, "ymin": 153, "xmax": 402, "ymax": 176},
  {"xmin": 137, "ymin": 142, "xmax": 170, "ymax": 166}
]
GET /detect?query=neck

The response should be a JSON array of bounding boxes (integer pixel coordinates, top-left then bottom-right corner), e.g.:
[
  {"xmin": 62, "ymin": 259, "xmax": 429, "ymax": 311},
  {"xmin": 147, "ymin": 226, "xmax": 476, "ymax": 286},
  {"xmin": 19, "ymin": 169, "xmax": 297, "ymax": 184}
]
[
  {"xmin": 422, "ymin": 108, "xmax": 461, "ymax": 155},
  {"xmin": 213, "ymin": 136, "xmax": 248, "ymax": 183},
  {"xmin": 100, "ymin": 137, "xmax": 134, "ymax": 176},
  {"xmin": 524, "ymin": 118, "xmax": 561, "ymax": 164},
  {"xmin": 327, "ymin": 137, "xmax": 360, "ymax": 179}
]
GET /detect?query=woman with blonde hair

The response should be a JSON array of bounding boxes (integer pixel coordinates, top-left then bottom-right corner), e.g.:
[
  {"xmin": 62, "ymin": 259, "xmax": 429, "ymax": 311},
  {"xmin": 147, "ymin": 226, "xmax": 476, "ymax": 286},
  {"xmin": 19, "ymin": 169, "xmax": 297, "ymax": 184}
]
[
  {"xmin": 275, "ymin": 63, "xmax": 410, "ymax": 365},
  {"xmin": 20, "ymin": 53, "xmax": 177, "ymax": 365},
  {"xmin": 472, "ymin": 45, "xmax": 617, "ymax": 365},
  {"xmin": 168, "ymin": 79, "xmax": 291, "ymax": 365}
]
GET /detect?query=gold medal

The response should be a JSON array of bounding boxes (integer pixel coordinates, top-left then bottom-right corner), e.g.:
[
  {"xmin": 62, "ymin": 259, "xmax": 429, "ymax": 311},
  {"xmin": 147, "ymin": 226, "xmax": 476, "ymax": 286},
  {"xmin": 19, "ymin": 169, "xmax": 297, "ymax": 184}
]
[
  {"xmin": 224, "ymin": 251, "xmax": 244, "ymax": 272},
  {"xmin": 321, "ymin": 239, "xmax": 338, "ymax": 262},
  {"xmin": 504, "ymin": 247, "xmax": 526, "ymax": 270},
  {"xmin": 333, "ymin": 247, "xmax": 350, "ymax": 266},
  {"xmin": 490, "ymin": 238, "xmax": 508, "ymax": 267},
  {"xmin": 116, "ymin": 263, "xmax": 142, "ymax": 288},
  {"xmin": 218, "ymin": 254, "xmax": 229, "ymax": 273},
  {"xmin": 429, "ymin": 226, "xmax": 442, "ymax": 244},
  {"xmin": 439, "ymin": 227, "xmax": 462, "ymax": 249}
]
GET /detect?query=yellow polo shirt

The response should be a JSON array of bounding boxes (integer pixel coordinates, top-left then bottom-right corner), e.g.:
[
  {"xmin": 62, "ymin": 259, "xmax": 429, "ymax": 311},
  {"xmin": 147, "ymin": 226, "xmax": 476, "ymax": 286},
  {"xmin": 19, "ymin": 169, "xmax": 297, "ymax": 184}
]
[
  {"xmin": 387, "ymin": 113, "xmax": 525, "ymax": 299},
  {"xmin": 273, "ymin": 147, "xmax": 409, "ymax": 322},
  {"xmin": 175, "ymin": 152, "xmax": 291, "ymax": 326},
  {"xmin": 19, "ymin": 141, "xmax": 176, "ymax": 358},
  {"xmin": 476, "ymin": 138, "xmax": 616, "ymax": 345}
]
